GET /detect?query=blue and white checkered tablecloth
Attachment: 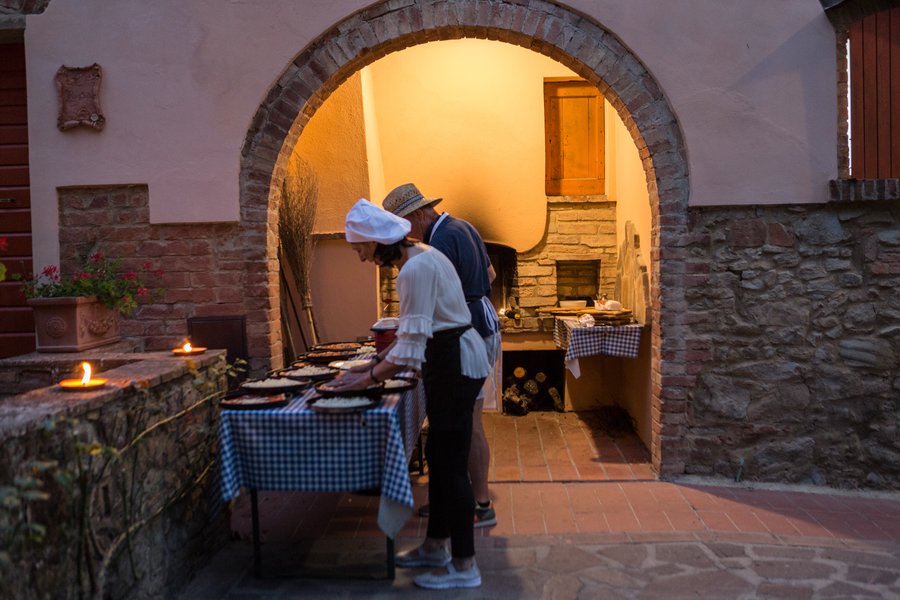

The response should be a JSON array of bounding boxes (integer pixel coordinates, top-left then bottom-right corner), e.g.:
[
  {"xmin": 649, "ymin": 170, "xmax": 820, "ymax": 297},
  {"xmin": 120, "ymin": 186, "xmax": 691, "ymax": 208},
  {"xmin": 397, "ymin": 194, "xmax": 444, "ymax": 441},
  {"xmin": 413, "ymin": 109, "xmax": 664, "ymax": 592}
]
[
  {"xmin": 218, "ymin": 382, "xmax": 425, "ymax": 538},
  {"xmin": 554, "ymin": 318, "xmax": 644, "ymax": 377}
]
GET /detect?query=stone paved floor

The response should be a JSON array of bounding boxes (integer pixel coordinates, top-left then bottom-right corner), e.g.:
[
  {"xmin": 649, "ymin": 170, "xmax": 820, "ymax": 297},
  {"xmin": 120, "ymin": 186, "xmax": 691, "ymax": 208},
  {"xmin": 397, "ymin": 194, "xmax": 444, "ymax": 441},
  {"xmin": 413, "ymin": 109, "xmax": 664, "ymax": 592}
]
[{"xmin": 178, "ymin": 479, "xmax": 900, "ymax": 599}]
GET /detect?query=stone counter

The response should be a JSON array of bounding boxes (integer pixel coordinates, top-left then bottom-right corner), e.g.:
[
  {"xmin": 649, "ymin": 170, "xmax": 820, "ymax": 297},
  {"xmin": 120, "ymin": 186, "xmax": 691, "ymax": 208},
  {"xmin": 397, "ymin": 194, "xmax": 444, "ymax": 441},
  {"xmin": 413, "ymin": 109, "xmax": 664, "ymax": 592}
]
[{"xmin": 0, "ymin": 349, "xmax": 231, "ymax": 599}]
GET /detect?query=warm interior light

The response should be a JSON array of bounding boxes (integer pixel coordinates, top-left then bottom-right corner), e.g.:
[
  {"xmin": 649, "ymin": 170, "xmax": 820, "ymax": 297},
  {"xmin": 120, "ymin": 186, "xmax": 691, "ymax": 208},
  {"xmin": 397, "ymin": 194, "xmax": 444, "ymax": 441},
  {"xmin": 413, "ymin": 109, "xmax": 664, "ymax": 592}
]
[
  {"xmin": 81, "ymin": 362, "xmax": 92, "ymax": 385},
  {"xmin": 183, "ymin": 342, "xmax": 193, "ymax": 352}
]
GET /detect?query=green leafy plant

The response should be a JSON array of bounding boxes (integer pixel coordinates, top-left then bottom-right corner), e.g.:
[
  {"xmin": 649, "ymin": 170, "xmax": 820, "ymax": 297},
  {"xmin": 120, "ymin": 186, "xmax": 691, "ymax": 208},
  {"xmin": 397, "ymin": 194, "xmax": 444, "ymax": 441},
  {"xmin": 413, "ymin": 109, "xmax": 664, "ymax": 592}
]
[
  {"xmin": 16, "ymin": 252, "xmax": 163, "ymax": 316},
  {"xmin": 0, "ymin": 236, "xmax": 7, "ymax": 282}
]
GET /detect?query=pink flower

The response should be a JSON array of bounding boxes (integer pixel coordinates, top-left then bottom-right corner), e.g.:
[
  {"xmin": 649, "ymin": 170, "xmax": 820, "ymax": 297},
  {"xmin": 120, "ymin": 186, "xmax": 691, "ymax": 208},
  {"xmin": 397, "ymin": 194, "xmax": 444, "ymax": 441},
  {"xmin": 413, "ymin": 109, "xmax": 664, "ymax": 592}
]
[
  {"xmin": 137, "ymin": 286, "xmax": 148, "ymax": 297},
  {"xmin": 89, "ymin": 252, "xmax": 104, "ymax": 263},
  {"xmin": 123, "ymin": 271, "xmax": 137, "ymax": 280},
  {"xmin": 0, "ymin": 237, "xmax": 7, "ymax": 252}
]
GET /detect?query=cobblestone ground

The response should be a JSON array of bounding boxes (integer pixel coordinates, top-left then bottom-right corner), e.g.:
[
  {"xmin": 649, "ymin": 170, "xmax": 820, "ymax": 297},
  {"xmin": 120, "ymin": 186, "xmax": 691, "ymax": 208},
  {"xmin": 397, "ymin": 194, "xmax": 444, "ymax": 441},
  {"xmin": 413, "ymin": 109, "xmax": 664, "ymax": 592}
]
[{"xmin": 179, "ymin": 531, "xmax": 900, "ymax": 599}]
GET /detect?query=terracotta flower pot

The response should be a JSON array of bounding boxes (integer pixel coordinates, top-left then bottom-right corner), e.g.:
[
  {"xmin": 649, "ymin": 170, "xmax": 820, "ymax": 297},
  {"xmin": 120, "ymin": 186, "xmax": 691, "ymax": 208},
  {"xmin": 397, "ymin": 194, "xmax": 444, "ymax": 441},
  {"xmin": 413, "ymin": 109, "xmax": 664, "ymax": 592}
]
[{"xmin": 27, "ymin": 296, "xmax": 120, "ymax": 352}]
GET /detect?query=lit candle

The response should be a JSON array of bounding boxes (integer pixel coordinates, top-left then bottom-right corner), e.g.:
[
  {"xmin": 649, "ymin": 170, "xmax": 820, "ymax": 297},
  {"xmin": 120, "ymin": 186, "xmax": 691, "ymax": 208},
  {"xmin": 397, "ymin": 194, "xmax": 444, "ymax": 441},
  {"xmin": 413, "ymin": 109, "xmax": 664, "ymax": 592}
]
[
  {"xmin": 172, "ymin": 340, "xmax": 207, "ymax": 355},
  {"xmin": 59, "ymin": 362, "xmax": 108, "ymax": 391}
]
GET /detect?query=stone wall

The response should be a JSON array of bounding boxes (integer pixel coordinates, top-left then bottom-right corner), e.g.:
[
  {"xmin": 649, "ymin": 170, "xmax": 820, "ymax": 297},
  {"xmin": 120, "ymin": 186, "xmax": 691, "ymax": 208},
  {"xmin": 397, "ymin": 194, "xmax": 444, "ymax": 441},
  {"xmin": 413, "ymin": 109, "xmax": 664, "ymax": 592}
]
[
  {"xmin": 681, "ymin": 201, "xmax": 899, "ymax": 489},
  {"xmin": 0, "ymin": 350, "xmax": 231, "ymax": 599}
]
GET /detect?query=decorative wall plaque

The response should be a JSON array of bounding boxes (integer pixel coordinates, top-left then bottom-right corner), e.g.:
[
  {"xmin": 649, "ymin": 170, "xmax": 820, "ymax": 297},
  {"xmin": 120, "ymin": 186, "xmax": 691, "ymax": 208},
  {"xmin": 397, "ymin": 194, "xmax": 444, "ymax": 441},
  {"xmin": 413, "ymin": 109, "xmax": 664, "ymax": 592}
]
[{"xmin": 55, "ymin": 63, "xmax": 105, "ymax": 131}]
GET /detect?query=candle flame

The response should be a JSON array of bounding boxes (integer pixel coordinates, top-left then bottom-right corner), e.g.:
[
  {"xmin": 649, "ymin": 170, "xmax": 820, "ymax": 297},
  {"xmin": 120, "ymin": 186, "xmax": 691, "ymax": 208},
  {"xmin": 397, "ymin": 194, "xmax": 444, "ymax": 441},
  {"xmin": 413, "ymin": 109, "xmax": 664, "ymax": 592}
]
[
  {"xmin": 81, "ymin": 362, "xmax": 92, "ymax": 385},
  {"xmin": 183, "ymin": 342, "xmax": 193, "ymax": 352}
]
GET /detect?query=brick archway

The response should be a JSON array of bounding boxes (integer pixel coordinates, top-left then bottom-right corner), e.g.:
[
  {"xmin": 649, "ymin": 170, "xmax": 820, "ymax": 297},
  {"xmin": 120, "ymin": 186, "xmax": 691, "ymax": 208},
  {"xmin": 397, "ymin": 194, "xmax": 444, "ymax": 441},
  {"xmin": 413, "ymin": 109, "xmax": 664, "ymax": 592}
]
[{"xmin": 240, "ymin": 0, "xmax": 691, "ymax": 476}]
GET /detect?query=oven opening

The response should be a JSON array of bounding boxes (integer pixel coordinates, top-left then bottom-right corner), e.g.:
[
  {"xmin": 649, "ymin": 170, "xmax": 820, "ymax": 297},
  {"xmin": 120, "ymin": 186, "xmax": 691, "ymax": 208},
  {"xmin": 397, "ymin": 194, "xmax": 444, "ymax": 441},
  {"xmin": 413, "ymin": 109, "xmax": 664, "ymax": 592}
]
[
  {"xmin": 485, "ymin": 242, "xmax": 516, "ymax": 312},
  {"xmin": 556, "ymin": 259, "xmax": 601, "ymax": 303}
]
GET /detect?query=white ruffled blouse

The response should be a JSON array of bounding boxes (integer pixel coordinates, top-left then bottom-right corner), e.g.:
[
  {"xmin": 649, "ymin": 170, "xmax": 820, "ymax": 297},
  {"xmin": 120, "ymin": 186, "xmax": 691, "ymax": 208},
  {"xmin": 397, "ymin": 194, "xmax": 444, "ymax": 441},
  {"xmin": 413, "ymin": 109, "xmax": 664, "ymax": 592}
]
[{"xmin": 386, "ymin": 244, "xmax": 491, "ymax": 379}]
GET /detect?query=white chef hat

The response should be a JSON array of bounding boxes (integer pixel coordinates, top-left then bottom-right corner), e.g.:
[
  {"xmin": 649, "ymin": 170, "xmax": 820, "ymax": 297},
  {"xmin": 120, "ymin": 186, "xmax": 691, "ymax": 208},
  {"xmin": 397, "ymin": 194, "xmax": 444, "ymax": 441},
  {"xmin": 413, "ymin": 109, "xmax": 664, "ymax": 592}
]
[{"xmin": 345, "ymin": 198, "xmax": 411, "ymax": 244}]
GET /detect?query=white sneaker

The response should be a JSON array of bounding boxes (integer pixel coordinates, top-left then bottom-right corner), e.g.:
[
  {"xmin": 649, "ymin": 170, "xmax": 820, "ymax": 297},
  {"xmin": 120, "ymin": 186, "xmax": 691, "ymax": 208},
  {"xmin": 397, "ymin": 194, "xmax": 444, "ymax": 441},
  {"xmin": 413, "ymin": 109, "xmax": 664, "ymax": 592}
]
[
  {"xmin": 395, "ymin": 545, "xmax": 451, "ymax": 568},
  {"xmin": 414, "ymin": 563, "xmax": 482, "ymax": 589}
]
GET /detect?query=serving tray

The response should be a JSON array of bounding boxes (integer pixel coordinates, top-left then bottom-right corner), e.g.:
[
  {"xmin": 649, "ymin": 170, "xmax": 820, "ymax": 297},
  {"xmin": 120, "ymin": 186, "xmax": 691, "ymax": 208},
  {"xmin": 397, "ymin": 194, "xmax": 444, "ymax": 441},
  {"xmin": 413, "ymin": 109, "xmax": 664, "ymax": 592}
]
[
  {"xmin": 221, "ymin": 393, "xmax": 290, "ymax": 410},
  {"xmin": 380, "ymin": 377, "xmax": 417, "ymax": 393},
  {"xmin": 314, "ymin": 381, "xmax": 384, "ymax": 398},
  {"xmin": 240, "ymin": 377, "xmax": 310, "ymax": 394},
  {"xmin": 309, "ymin": 396, "xmax": 379, "ymax": 414}
]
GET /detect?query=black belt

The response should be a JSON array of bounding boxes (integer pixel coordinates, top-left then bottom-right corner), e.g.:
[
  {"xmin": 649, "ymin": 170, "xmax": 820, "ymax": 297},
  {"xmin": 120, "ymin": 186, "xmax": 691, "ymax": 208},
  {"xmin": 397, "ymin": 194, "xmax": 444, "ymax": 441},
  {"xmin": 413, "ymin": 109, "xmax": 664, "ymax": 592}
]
[{"xmin": 432, "ymin": 324, "xmax": 472, "ymax": 339}]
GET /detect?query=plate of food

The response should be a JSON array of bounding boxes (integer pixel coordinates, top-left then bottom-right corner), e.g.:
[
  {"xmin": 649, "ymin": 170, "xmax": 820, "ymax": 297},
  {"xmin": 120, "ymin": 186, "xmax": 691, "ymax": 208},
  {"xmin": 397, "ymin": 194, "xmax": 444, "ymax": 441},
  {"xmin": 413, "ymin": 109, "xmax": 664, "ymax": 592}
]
[
  {"xmin": 277, "ymin": 364, "xmax": 339, "ymax": 382},
  {"xmin": 240, "ymin": 377, "xmax": 310, "ymax": 394},
  {"xmin": 328, "ymin": 358, "xmax": 372, "ymax": 370},
  {"xmin": 312, "ymin": 341, "xmax": 362, "ymax": 352},
  {"xmin": 315, "ymin": 380, "xmax": 383, "ymax": 398},
  {"xmin": 303, "ymin": 349, "xmax": 360, "ymax": 364},
  {"xmin": 309, "ymin": 395, "xmax": 378, "ymax": 413},
  {"xmin": 221, "ymin": 393, "xmax": 290, "ymax": 410},
  {"xmin": 381, "ymin": 377, "xmax": 417, "ymax": 393}
]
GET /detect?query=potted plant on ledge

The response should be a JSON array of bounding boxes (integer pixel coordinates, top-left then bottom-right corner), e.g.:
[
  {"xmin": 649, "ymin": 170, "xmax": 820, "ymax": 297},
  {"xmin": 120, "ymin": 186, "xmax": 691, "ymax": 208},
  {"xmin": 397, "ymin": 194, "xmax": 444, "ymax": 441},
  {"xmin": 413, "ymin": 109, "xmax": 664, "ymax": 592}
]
[{"xmin": 17, "ymin": 252, "xmax": 163, "ymax": 352}]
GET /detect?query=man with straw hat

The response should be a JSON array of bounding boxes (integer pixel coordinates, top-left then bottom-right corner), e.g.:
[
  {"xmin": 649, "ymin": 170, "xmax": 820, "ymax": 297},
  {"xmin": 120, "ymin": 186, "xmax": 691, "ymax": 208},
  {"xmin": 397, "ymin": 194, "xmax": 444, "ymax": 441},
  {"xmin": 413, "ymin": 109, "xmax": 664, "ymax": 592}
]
[
  {"xmin": 383, "ymin": 183, "xmax": 500, "ymax": 530},
  {"xmin": 328, "ymin": 198, "xmax": 490, "ymax": 590}
]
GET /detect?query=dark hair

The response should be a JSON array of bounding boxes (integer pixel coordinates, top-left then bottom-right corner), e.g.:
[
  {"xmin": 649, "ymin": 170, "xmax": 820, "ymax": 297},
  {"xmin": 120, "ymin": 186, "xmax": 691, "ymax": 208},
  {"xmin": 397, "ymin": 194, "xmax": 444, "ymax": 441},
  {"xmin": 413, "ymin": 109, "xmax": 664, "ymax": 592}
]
[{"xmin": 374, "ymin": 238, "xmax": 414, "ymax": 267}]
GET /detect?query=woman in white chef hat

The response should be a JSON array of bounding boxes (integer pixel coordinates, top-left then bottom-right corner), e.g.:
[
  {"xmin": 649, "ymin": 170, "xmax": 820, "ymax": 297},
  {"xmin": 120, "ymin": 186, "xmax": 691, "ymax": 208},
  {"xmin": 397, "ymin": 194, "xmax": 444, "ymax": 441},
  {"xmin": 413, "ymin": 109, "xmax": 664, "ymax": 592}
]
[{"xmin": 330, "ymin": 198, "xmax": 490, "ymax": 590}]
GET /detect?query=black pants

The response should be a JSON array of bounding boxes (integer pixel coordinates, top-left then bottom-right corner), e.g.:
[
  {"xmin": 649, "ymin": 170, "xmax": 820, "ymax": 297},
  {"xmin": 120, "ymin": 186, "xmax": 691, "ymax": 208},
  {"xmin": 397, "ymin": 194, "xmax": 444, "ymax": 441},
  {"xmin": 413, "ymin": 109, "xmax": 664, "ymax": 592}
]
[{"xmin": 423, "ymin": 327, "xmax": 485, "ymax": 559}]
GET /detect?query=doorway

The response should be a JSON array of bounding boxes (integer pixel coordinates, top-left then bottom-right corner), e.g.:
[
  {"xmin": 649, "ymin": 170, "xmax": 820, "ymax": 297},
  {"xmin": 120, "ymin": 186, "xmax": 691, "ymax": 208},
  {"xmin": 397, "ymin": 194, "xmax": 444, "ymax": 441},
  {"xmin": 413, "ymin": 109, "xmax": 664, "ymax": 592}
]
[{"xmin": 239, "ymin": 0, "xmax": 692, "ymax": 478}]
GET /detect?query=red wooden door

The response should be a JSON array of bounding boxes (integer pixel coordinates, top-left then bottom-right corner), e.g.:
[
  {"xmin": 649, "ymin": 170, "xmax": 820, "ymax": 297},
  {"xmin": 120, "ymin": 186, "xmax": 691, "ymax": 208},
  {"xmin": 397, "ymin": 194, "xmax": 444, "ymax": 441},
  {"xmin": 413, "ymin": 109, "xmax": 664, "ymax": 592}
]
[
  {"xmin": 0, "ymin": 42, "xmax": 35, "ymax": 357},
  {"xmin": 849, "ymin": 7, "xmax": 900, "ymax": 178}
]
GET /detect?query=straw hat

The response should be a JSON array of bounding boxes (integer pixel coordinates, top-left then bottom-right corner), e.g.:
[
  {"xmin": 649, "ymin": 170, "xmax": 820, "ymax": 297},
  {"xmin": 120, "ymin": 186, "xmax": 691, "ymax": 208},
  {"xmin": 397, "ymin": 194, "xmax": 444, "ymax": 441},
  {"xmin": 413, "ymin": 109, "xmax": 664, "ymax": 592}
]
[{"xmin": 382, "ymin": 183, "xmax": 442, "ymax": 218}]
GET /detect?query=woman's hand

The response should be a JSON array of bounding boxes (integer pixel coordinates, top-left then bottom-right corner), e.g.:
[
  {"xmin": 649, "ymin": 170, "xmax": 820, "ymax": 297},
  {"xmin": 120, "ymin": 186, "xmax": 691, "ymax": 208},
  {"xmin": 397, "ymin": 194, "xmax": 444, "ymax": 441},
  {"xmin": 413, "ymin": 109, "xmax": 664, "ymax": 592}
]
[{"xmin": 325, "ymin": 369, "xmax": 374, "ymax": 392}]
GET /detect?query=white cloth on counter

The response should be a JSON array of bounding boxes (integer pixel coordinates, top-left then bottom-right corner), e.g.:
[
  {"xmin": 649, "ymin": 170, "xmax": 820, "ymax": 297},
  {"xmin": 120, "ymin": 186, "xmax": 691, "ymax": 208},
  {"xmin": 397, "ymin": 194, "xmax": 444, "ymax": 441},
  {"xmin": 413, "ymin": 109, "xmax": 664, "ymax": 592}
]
[{"xmin": 386, "ymin": 245, "xmax": 491, "ymax": 379}]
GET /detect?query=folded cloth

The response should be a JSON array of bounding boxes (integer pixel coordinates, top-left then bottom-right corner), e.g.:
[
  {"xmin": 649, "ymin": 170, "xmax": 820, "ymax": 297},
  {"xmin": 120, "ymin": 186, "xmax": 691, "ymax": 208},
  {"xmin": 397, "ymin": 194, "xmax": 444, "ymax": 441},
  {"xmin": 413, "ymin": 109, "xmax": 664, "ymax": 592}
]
[
  {"xmin": 395, "ymin": 545, "xmax": 451, "ymax": 568},
  {"xmin": 414, "ymin": 562, "xmax": 482, "ymax": 589}
]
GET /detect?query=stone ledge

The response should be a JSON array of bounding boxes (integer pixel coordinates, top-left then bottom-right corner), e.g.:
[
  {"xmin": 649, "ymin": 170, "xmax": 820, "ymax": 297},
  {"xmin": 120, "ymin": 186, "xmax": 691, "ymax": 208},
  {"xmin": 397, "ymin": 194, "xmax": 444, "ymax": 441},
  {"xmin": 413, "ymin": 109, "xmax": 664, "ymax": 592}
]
[
  {"xmin": 0, "ymin": 349, "xmax": 227, "ymax": 437},
  {"xmin": 829, "ymin": 178, "xmax": 900, "ymax": 202}
]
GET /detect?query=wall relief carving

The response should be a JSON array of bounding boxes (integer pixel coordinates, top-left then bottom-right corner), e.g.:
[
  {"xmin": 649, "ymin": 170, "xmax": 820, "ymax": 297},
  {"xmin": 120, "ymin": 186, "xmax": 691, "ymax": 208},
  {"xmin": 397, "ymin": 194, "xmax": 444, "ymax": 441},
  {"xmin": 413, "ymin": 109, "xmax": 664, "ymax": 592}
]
[{"xmin": 55, "ymin": 63, "xmax": 105, "ymax": 131}]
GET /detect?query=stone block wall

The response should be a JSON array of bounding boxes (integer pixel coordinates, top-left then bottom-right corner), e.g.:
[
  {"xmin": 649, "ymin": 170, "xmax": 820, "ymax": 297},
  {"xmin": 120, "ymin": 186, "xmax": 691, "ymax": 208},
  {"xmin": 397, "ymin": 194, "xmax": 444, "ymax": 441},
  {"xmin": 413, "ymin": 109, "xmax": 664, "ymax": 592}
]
[
  {"xmin": 681, "ymin": 201, "xmax": 899, "ymax": 489},
  {"xmin": 0, "ymin": 350, "xmax": 231, "ymax": 599}
]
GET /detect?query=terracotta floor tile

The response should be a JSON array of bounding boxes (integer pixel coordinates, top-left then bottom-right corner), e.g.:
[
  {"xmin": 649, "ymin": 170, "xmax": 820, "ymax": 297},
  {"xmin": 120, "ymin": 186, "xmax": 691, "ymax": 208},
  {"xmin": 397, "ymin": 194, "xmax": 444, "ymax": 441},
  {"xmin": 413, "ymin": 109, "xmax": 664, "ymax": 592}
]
[
  {"xmin": 724, "ymin": 508, "xmax": 770, "ymax": 533},
  {"xmin": 595, "ymin": 484, "xmax": 631, "ymax": 510},
  {"xmin": 663, "ymin": 510, "xmax": 706, "ymax": 531},
  {"xmin": 751, "ymin": 508, "xmax": 803, "ymax": 536},
  {"xmin": 696, "ymin": 510, "xmax": 740, "ymax": 532},
  {"xmin": 633, "ymin": 508, "xmax": 674, "ymax": 532},
  {"xmin": 574, "ymin": 510, "xmax": 610, "ymax": 533},
  {"xmin": 604, "ymin": 509, "xmax": 640, "ymax": 532},
  {"xmin": 567, "ymin": 484, "xmax": 602, "ymax": 514}
]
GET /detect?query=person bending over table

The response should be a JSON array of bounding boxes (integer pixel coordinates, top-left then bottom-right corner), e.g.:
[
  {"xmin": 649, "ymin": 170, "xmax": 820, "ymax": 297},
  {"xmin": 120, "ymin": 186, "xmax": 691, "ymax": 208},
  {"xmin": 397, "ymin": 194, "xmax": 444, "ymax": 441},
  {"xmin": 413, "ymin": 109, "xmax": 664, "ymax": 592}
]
[
  {"xmin": 327, "ymin": 199, "xmax": 491, "ymax": 591},
  {"xmin": 382, "ymin": 183, "xmax": 500, "ymax": 529}
]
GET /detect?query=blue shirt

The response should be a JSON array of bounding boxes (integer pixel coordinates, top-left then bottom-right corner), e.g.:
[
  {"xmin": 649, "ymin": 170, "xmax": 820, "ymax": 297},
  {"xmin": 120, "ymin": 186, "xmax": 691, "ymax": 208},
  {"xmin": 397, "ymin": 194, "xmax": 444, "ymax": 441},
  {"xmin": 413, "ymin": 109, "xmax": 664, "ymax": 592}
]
[{"xmin": 425, "ymin": 213, "xmax": 499, "ymax": 339}]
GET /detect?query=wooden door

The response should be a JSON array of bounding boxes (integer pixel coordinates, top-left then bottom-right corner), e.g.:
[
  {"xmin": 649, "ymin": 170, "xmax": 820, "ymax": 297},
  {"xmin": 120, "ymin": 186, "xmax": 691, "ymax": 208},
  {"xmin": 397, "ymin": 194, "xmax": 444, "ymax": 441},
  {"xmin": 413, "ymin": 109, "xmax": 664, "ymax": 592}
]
[
  {"xmin": 0, "ymin": 42, "xmax": 35, "ymax": 357},
  {"xmin": 544, "ymin": 79, "xmax": 605, "ymax": 196}
]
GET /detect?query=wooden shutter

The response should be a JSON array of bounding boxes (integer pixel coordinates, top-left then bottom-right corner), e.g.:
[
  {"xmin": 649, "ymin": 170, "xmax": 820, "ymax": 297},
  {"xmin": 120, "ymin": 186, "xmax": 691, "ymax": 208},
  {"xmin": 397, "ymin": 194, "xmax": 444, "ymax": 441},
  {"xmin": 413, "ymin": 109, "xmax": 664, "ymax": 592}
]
[
  {"xmin": 544, "ymin": 79, "xmax": 605, "ymax": 195},
  {"xmin": 849, "ymin": 7, "xmax": 900, "ymax": 178},
  {"xmin": 0, "ymin": 42, "xmax": 35, "ymax": 357}
]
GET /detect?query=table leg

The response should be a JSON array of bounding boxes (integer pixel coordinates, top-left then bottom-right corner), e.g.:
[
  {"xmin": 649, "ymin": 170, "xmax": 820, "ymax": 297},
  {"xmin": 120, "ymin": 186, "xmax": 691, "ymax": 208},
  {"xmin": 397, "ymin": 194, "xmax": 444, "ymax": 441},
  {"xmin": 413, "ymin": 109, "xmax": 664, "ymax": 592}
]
[
  {"xmin": 250, "ymin": 489, "xmax": 262, "ymax": 578},
  {"xmin": 386, "ymin": 536, "xmax": 395, "ymax": 580}
]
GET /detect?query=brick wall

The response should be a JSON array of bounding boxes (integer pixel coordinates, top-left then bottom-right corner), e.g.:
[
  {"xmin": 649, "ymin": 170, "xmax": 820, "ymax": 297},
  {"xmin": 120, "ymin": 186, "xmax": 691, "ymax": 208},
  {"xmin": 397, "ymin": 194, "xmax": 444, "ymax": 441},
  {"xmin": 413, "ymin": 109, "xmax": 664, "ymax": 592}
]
[{"xmin": 55, "ymin": 186, "xmax": 267, "ymax": 368}]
